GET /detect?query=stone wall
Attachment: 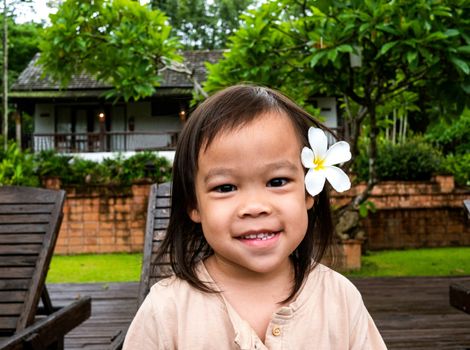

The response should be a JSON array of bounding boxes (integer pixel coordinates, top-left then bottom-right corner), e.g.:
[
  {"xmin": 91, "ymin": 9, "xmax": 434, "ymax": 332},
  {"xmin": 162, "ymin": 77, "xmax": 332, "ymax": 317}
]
[{"xmin": 51, "ymin": 176, "xmax": 469, "ymax": 254}]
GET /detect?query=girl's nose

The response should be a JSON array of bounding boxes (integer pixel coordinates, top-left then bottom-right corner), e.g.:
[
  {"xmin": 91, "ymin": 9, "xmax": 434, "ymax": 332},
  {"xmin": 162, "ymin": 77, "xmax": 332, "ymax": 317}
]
[{"xmin": 237, "ymin": 191, "xmax": 272, "ymax": 218}]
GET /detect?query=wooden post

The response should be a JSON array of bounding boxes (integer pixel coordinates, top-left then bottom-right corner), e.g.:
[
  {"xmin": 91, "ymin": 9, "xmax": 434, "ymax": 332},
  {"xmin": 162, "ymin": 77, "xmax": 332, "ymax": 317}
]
[
  {"xmin": 99, "ymin": 112, "xmax": 105, "ymax": 152},
  {"xmin": 14, "ymin": 110, "xmax": 21, "ymax": 148}
]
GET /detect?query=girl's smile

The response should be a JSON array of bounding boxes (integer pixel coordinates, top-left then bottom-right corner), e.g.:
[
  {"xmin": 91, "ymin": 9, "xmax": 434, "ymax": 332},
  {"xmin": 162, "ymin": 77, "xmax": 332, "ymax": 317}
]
[
  {"xmin": 236, "ymin": 230, "xmax": 281, "ymax": 248},
  {"xmin": 189, "ymin": 111, "xmax": 314, "ymax": 278}
]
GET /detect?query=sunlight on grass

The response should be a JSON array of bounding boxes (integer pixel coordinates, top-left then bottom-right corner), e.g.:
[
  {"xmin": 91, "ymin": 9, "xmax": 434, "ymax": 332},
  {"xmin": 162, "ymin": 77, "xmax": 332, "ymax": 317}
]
[
  {"xmin": 345, "ymin": 247, "xmax": 470, "ymax": 277},
  {"xmin": 47, "ymin": 253, "xmax": 142, "ymax": 283},
  {"xmin": 46, "ymin": 247, "xmax": 470, "ymax": 283}
]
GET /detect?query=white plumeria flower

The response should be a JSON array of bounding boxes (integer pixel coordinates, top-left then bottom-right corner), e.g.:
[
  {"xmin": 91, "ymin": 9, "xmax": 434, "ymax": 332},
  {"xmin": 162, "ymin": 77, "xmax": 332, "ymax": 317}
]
[{"xmin": 301, "ymin": 127, "xmax": 352, "ymax": 197}]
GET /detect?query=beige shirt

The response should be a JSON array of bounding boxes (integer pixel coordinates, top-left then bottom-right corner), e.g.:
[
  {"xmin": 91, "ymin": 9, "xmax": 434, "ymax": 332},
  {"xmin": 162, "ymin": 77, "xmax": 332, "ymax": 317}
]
[{"xmin": 123, "ymin": 263, "xmax": 387, "ymax": 349}]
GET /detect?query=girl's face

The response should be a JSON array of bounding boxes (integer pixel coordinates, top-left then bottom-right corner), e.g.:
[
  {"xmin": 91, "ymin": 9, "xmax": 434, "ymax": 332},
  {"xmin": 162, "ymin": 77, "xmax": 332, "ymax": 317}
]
[{"xmin": 189, "ymin": 112, "xmax": 314, "ymax": 278}]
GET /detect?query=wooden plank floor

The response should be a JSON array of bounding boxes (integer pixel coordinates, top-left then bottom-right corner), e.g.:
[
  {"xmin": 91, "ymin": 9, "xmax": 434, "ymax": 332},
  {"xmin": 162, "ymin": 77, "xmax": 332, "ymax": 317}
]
[{"xmin": 47, "ymin": 275, "xmax": 470, "ymax": 349}]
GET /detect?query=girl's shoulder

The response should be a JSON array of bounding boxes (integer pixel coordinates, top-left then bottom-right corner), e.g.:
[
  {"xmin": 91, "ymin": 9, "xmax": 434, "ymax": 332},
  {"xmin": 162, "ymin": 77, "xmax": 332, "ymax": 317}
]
[
  {"xmin": 147, "ymin": 263, "xmax": 218, "ymax": 304},
  {"xmin": 303, "ymin": 263, "xmax": 363, "ymax": 300}
]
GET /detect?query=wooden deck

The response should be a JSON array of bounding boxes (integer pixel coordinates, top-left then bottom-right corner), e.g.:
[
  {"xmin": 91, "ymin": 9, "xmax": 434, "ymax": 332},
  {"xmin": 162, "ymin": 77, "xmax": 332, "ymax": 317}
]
[{"xmin": 47, "ymin": 276, "xmax": 470, "ymax": 349}]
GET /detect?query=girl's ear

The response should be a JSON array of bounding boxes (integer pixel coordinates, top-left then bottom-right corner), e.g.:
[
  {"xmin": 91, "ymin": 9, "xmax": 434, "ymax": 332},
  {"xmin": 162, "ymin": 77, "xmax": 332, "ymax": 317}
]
[
  {"xmin": 305, "ymin": 195, "xmax": 314, "ymax": 210},
  {"xmin": 189, "ymin": 207, "xmax": 201, "ymax": 223}
]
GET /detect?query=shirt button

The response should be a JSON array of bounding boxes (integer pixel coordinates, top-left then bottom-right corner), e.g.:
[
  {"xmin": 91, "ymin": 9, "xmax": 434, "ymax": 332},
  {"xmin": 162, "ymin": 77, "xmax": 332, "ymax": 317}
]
[{"xmin": 272, "ymin": 326, "xmax": 281, "ymax": 336}]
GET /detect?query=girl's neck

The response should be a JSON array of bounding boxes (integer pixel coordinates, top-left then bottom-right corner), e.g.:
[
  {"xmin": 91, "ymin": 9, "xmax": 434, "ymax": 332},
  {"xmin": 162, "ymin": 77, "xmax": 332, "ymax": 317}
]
[{"xmin": 204, "ymin": 255, "xmax": 294, "ymax": 298}]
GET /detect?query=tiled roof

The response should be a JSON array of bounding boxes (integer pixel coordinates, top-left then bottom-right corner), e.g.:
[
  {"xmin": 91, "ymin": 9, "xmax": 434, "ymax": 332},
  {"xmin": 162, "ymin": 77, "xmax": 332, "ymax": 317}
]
[{"xmin": 12, "ymin": 50, "xmax": 223, "ymax": 91}]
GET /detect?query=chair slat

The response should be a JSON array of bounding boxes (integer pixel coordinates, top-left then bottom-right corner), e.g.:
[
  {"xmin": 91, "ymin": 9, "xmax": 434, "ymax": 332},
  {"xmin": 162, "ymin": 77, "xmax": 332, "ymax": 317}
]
[
  {"xmin": 0, "ymin": 291, "xmax": 27, "ymax": 302},
  {"xmin": 0, "ymin": 267, "xmax": 36, "ymax": 279},
  {"xmin": 0, "ymin": 255, "xmax": 38, "ymax": 266},
  {"xmin": 0, "ymin": 204, "xmax": 54, "ymax": 214},
  {"xmin": 0, "ymin": 224, "xmax": 48, "ymax": 234},
  {"xmin": 0, "ymin": 234, "xmax": 45, "ymax": 245},
  {"xmin": 0, "ymin": 280, "xmax": 29, "ymax": 291},
  {"xmin": 0, "ymin": 244, "xmax": 42, "ymax": 255},
  {"xmin": 0, "ymin": 214, "xmax": 52, "ymax": 224},
  {"xmin": 0, "ymin": 316, "xmax": 18, "ymax": 331},
  {"xmin": 0, "ymin": 304, "xmax": 22, "ymax": 315}
]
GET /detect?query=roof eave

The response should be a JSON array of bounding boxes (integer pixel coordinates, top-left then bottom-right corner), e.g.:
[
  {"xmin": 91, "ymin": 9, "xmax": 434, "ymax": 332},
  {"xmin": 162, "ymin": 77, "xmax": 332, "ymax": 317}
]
[{"xmin": 9, "ymin": 87, "xmax": 194, "ymax": 100}]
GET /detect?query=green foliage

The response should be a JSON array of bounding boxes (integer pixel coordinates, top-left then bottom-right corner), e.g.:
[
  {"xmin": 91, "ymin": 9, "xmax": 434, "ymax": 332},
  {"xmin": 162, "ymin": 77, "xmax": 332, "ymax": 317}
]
[
  {"xmin": 38, "ymin": 0, "xmax": 181, "ymax": 101},
  {"xmin": 119, "ymin": 151, "xmax": 171, "ymax": 185},
  {"xmin": 35, "ymin": 150, "xmax": 72, "ymax": 178},
  {"xmin": 204, "ymin": 0, "xmax": 470, "ymax": 187},
  {"xmin": 205, "ymin": 0, "xmax": 469, "ymax": 111},
  {"xmin": 0, "ymin": 143, "xmax": 39, "ymax": 187},
  {"xmin": 440, "ymin": 153, "xmax": 470, "ymax": 187},
  {"xmin": 354, "ymin": 137, "xmax": 442, "ymax": 182},
  {"xmin": 66, "ymin": 158, "xmax": 105, "ymax": 186},
  {"xmin": 151, "ymin": 0, "xmax": 253, "ymax": 49},
  {"xmin": 0, "ymin": 144, "xmax": 172, "ymax": 188},
  {"xmin": 358, "ymin": 201, "xmax": 376, "ymax": 218},
  {"xmin": 425, "ymin": 108, "xmax": 470, "ymax": 155},
  {"xmin": 9, "ymin": 19, "xmax": 42, "ymax": 77},
  {"xmin": 34, "ymin": 150, "xmax": 172, "ymax": 187}
]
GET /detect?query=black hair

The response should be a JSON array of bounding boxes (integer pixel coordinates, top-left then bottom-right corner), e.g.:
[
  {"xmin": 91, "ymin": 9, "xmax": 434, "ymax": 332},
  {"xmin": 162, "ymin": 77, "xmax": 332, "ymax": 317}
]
[{"xmin": 155, "ymin": 84, "xmax": 335, "ymax": 302}]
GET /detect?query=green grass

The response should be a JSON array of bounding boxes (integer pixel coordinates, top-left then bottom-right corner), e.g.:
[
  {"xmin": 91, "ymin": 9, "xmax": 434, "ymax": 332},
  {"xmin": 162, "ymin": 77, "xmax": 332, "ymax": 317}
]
[
  {"xmin": 47, "ymin": 253, "xmax": 142, "ymax": 283},
  {"xmin": 46, "ymin": 247, "xmax": 470, "ymax": 283},
  {"xmin": 344, "ymin": 247, "xmax": 470, "ymax": 278}
]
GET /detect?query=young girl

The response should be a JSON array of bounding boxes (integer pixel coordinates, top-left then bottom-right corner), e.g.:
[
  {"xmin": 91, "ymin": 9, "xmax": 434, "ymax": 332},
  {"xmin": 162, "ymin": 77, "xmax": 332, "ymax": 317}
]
[{"xmin": 123, "ymin": 85, "xmax": 387, "ymax": 349}]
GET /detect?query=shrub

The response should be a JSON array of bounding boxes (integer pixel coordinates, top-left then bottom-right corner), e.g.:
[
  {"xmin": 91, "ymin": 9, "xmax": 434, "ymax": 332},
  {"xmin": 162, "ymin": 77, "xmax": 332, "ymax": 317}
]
[
  {"xmin": 120, "ymin": 152, "xmax": 171, "ymax": 185},
  {"xmin": 425, "ymin": 109, "xmax": 470, "ymax": 155},
  {"xmin": 440, "ymin": 153, "xmax": 470, "ymax": 187},
  {"xmin": 0, "ymin": 142, "xmax": 40, "ymax": 187},
  {"xmin": 66, "ymin": 158, "xmax": 109, "ymax": 186},
  {"xmin": 0, "ymin": 145, "xmax": 172, "ymax": 187},
  {"xmin": 354, "ymin": 137, "xmax": 442, "ymax": 182},
  {"xmin": 35, "ymin": 150, "xmax": 73, "ymax": 179}
]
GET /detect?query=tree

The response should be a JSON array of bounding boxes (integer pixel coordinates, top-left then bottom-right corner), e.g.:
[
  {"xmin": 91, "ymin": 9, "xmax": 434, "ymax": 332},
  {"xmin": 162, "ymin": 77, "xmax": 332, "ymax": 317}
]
[
  {"xmin": 204, "ymin": 0, "xmax": 470, "ymax": 205},
  {"xmin": 38, "ymin": 0, "xmax": 181, "ymax": 102},
  {"xmin": 9, "ymin": 20, "xmax": 41, "ymax": 77},
  {"xmin": 151, "ymin": 0, "xmax": 254, "ymax": 49},
  {"xmin": 2, "ymin": 0, "xmax": 35, "ymax": 149}
]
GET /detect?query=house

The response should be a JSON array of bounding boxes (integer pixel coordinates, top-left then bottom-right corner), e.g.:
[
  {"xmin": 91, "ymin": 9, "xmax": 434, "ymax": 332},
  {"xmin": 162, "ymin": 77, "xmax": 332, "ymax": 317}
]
[
  {"xmin": 10, "ymin": 51, "xmax": 222, "ymax": 155},
  {"xmin": 11, "ymin": 51, "xmax": 340, "ymax": 156}
]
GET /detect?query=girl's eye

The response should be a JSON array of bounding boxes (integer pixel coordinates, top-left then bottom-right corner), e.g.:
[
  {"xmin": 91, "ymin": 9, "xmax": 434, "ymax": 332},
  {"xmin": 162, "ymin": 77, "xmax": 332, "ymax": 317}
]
[
  {"xmin": 214, "ymin": 184, "xmax": 236, "ymax": 193},
  {"xmin": 267, "ymin": 178, "xmax": 288, "ymax": 187}
]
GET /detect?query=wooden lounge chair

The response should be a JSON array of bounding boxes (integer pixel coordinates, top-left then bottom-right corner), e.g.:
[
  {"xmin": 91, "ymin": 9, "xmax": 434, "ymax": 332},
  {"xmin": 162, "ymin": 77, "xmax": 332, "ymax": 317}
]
[
  {"xmin": 110, "ymin": 182, "xmax": 172, "ymax": 349},
  {"xmin": 449, "ymin": 199, "xmax": 470, "ymax": 315},
  {"xmin": 0, "ymin": 186, "xmax": 91, "ymax": 350}
]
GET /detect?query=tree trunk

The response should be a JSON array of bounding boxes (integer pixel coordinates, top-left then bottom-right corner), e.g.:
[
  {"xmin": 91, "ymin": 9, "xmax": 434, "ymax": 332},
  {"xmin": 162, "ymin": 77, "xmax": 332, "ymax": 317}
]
[
  {"xmin": 368, "ymin": 102, "xmax": 378, "ymax": 187},
  {"xmin": 2, "ymin": 0, "xmax": 7, "ymax": 151}
]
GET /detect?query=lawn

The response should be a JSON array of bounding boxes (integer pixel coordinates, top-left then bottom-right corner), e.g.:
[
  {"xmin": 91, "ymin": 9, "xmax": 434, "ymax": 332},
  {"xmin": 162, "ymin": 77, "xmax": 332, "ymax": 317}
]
[
  {"xmin": 46, "ymin": 247, "xmax": 470, "ymax": 283},
  {"xmin": 344, "ymin": 247, "xmax": 470, "ymax": 277},
  {"xmin": 47, "ymin": 253, "xmax": 143, "ymax": 283}
]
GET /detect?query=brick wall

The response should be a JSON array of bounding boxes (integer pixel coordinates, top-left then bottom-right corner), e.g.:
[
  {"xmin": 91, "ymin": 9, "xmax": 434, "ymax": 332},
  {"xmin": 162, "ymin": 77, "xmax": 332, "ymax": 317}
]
[
  {"xmin": 51, "ymin": 176, "xmax": 469, "ymax": 254},
  {"xmin": 331, "ymin": 175, "xmax": 470, "ymax": 250},
  {"xmin": 55, "ymin": 183, "xmax": 151, "ymax": 254}
]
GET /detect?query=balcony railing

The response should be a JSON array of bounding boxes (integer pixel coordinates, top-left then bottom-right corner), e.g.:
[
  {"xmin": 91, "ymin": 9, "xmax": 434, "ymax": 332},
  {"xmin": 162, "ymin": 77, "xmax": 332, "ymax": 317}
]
[{"xmin": 31, "ymin": 131, "xmax": 179, "ymax": 153}]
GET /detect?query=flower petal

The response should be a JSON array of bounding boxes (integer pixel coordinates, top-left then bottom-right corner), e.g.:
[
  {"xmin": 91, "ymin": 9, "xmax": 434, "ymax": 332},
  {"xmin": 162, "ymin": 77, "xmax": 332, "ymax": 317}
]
[
  {"xmin": 304, "ymin": 168, "xmax": 326, "ymax": 197},
  {"xmin": 308, "ymin": 127, "xmax": 327, "ymax": 160},
  {"xmin": 301, "ymin": 147, "xmax": 315, "ymax": 169},
  {"xmin": 324, "ymin": 166, "xmax": 351, "ymax": 192},
  {"xmin": 324, "ymin": 141, "xmax": 352, "ymax": 166}
]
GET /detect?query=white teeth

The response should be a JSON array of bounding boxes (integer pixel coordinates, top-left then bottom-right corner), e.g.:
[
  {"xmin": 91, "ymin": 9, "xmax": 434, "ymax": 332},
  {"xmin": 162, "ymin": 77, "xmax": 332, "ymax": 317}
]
[{"xmin": 241, "ymin": 233, "xmax": 276, "ymax": 240}]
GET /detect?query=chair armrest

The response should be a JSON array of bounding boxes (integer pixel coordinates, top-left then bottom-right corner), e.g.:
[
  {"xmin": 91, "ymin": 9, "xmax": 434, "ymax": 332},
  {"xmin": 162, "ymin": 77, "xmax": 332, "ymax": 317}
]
[
  {"xmin": 109, "ymin": 329, "xmax": 125, "ymax": 350},
  {"xmin": 450, "ymin": 282, "xmax": 470, "ymax": 314},
  {"xmin": 0, "ymin": 296, "xmax": 91, "ymax": 350}
]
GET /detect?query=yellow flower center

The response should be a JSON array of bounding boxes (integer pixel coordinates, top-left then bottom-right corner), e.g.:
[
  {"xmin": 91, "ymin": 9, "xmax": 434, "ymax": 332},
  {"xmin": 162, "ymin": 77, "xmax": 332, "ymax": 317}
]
[{"xmin": 313, "ymin": 157, "xmax": 326, "ymax": 170}]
